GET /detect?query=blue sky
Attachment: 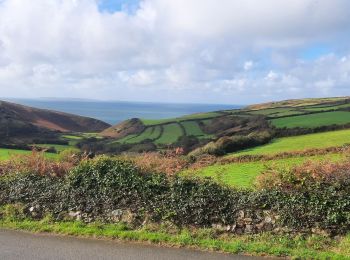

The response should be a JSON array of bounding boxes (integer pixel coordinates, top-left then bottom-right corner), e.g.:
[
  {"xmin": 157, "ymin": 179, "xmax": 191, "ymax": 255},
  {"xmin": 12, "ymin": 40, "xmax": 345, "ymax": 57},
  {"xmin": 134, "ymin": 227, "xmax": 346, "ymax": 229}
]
[
  {"xmin": 300, "ymin": 44, "xmax": 333, "ymax": 60},
  {"xmin": 98, "ymin": 0, "xmax": 139, "ymax": 13},
  {"xmin": 0, "ymin": 0, "xmax": 349, "ymax": 104}
]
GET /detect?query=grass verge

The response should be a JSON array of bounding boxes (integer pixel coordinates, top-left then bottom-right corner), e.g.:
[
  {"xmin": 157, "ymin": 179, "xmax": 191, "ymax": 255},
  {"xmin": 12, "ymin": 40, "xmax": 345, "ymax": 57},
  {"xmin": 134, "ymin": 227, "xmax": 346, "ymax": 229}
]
[{"xmin": 0, "ymin": 217, "xmax": 349, "ymax": 259}]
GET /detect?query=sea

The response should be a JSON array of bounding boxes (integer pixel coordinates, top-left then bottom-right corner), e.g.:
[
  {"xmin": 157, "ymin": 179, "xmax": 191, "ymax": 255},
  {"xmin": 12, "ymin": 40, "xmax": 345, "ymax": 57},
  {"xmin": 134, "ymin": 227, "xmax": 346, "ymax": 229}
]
[{"xmin": 5, "ymin": 98, "xmax": 241, "ymax": 125}]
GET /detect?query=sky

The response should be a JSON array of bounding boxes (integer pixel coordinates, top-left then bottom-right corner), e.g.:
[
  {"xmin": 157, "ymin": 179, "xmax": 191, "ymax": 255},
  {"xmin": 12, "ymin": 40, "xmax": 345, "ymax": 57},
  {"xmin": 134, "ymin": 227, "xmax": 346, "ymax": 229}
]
[{"xmin": 0, "ymin": 0, "xmax": 350, "ymax": 104}]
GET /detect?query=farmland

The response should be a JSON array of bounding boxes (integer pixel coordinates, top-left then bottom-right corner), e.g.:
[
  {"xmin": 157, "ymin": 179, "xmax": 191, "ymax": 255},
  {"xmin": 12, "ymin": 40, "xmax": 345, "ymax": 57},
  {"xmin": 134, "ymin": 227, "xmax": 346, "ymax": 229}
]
[
  {"xmin": 271, "ymin": 111, "xmax": 350, "ymax": 128},
  {"xmin": 0, "ymin": 148, "xmax": 58, "ymax": 160},
  {"xmin": 102, "ymin": 97, "xmax": 350, "ymax": 154},
  {"xmin": 228, "ymin": 129, "xmax": 350, "ymax": 157},
  {"xmin": 184, "ymin": 153, "xmax": 345, "ymax": 188},
  {"xmin": 155, "ymin": 123, "xmax": 183, "ymax": 144}
]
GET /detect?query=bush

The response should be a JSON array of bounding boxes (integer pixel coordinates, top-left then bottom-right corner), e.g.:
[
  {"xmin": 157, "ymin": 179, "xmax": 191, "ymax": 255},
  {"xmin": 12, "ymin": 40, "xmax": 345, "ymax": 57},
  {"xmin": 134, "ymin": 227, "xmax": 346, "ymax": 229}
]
[
  {"xmin": 256, "ymin": 160, "xmax": 350, "ymax": 233},
  {"xmin": 190, "ymin": 131, "xmax": 273, "ymax": 156}
]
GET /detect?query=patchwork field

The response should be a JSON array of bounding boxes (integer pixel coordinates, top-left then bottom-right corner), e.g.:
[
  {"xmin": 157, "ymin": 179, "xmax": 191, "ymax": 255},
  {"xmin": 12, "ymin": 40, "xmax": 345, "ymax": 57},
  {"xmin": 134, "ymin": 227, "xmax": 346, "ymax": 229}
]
[
  {"xmin": 141, "ymin": 112, "xmax": 222, "ymax": 126},
  {"xmin": 185, "ymin": 153, "xmax": 345, "ymax": 189},
  {"xmin": 271, "ymin": 111, "xmax": 350, "ymax": 128},
  {"xmin": 0, "ymin": 148, "xmax": 57, "ymax": 161},
  {"xmin": 155, "ymin": 123, "xmax": 183, "ymax": 144},
  {"xmin": 227, "ymin": 129, "xmax": 350, "ymax": 157}
]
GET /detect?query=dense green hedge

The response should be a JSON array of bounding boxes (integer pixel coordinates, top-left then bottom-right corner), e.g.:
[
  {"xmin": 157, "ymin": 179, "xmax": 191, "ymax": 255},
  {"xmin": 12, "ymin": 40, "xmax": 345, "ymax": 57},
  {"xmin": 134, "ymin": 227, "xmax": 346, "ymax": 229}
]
[{"xmin": 0, "ymin": 157, "xmax": 349, "ymax": 235}]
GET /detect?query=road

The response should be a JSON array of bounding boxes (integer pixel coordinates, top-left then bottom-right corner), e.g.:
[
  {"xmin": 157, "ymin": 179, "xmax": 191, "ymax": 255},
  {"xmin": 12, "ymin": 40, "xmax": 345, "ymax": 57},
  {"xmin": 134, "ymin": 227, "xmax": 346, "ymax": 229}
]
[{"xmin": 0, "ymin": 229, "xmax": 263, "ymax": 260}]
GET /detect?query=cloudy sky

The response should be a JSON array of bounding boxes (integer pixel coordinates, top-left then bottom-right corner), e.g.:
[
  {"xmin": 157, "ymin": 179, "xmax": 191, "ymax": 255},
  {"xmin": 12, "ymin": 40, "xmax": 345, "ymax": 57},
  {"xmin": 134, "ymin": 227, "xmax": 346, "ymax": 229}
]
[{"xmin": 0, "ymin": 0, "xmax": 350, "ymax": 104}]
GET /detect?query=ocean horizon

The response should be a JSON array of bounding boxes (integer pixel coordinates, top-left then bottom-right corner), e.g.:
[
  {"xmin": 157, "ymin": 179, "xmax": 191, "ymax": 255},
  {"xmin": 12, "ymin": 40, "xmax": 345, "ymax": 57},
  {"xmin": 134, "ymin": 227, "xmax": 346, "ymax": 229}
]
[{"xmin": 5, "ymin": 98, "xmax": 241, "ymax": 125}]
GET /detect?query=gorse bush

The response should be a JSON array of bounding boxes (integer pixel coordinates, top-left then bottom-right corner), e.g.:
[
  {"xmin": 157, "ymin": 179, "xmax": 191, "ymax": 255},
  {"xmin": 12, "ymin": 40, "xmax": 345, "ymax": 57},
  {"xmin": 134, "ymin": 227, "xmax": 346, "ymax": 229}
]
[{"xmin": 1, "ymin": 156, "xmax": 350, "ymax": 235}]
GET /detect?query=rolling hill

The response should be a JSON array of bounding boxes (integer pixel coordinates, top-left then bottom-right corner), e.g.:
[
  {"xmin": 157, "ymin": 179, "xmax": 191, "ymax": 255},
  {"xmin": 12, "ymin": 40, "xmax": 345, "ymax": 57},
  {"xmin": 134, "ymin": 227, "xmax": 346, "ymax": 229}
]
[
  {"xmin": 0, "ymin": 100, "xmax": 110, "ymax": 143},
  {"xmin": 96, "ymin": 96, "xmax": 350, "ymax": 154}
]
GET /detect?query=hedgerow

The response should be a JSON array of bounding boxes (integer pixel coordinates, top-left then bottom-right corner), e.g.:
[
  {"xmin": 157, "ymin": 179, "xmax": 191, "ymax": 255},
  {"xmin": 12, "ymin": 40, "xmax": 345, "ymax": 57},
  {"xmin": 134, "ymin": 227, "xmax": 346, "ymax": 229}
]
[{"xmin": 0, "ymin": 156, "xmax": 349, "ymax": 235}]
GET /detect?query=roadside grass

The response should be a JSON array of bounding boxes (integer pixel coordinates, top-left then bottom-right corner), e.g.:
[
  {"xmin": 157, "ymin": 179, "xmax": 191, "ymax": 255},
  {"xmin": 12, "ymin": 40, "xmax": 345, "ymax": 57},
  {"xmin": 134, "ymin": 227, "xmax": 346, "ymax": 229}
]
[
  {"xmin": 183, "ymin": 153, "xmax": 345, "ymax": 189},
  {"xmin": 228, "ymin": 129, "xmax": 350, "ymax": 157},
  {"xmin": 0, "ymin": 217, "xmax": 348, "ymax": 259},
  {"xmin": 270, "ymin": 111, "xmax": 350, "ymax": 128},
  {"xmin": 155, "ymin": 123, "xmax": 183, "ymax": 144}
]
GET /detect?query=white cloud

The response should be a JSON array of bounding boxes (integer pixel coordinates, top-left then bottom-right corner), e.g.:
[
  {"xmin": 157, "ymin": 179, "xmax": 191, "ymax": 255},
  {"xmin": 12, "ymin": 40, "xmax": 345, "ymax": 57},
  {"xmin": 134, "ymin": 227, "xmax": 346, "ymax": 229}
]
[
  {"xmin": 244, "ymin": 61, "xmax": 254, "ymax": 71},
  {"xmin": 0, "ymin": 0, "xmax": 349, "ymax": 103}
]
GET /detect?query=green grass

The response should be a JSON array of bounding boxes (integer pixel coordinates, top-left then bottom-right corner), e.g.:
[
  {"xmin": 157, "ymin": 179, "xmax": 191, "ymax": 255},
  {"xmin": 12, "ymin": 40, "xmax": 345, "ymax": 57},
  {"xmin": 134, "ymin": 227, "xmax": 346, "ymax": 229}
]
[
  {"xmin": 181, "ymin": 121, "xmax": 206, "ymax": 137},
  {"xmin": 0, "ymin": 217, "xmax": 348, "ymax": 259},
  {"xmin": 184, "ymin": 154, "xmax": 344, "ymax": 189},
  {"xmin": 271, "ymin": 111, "xmax": 350, "ymax": 128},
  {"xmin": 249, "ymin": 107, "xmax": 296, "ymax": 115},
  {"xmin": 155, "ymin": 123, "xmax": 183, "ymax": 144},
  {"xmin": 0, "ymin": 148, "xmax": 32, "ymax": 160},
  {"xmin": 301, "ymin": 103, "xmax": 350, "ymax": 112},
  {"xmin": 230, "ymin": 129, "xmax": 350, "ymax": 157},
  {"xmin": 34, "ymin": 144, "xmax": 79, "ymax": 153},
  {"xmin": 122, "ymin": 126, "xmax": 162, "ymax": 144},
  {"xmin": 0, "ymin": 148, "xmax": 58, "ymax": 161},
  {"xmin": 141, "ymin": 112, "xmax": 222, "ymax": 126}
]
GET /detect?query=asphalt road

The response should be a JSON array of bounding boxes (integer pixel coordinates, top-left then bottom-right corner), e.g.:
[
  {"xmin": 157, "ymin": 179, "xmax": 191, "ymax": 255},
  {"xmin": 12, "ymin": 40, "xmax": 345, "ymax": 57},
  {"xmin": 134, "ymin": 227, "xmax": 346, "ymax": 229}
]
[{"xmin": 0, "ymin": 229, "xmax": 263, "ymax": 260}]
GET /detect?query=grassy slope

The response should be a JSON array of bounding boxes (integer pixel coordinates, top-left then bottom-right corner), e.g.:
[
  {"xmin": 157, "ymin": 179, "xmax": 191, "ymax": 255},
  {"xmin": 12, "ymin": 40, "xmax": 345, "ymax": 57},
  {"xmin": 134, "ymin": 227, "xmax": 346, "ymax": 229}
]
[
  {"xmin": 184, "ymin": 154, "xmax": 344, "ymax": 188},
  {"xmin": 186, "ymin": 129, "xmax": 350, "ymax": 188},
  {"xmin": 228, "ymin": 129, "xmax": 350, "ymax": 157},
  {"xmin": 106, "ymin": 97, "xmax": 350, "ymax": 148},
  {"xmin": 271, "ymin": 111, "xmax": 350, "ymax": 128}
]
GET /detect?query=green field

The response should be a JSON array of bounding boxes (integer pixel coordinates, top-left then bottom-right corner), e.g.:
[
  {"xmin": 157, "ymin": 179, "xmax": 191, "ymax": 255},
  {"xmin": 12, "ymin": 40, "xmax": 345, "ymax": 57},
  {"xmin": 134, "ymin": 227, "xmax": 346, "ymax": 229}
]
[
  {"xmin": 34, "ymin": 144, "xmax": 79, "ymax": 153},
  {"xmin": 155, "ymin": 123, "xmax": 183, "ymax": 144},
  {"xmin": 301, "ymin": 103, "xmax": 350, "ymax": 112},
  {"xmin": 184, "ymin": 153, "xmax": 344, "ymax": 188},
  {"xmin": 0, "ymin": 148, "xmax": 57, "ymax": 161},
  {"xmin": 271, "ymin": 111, "xmax": 350, "ymax": 128},
  {"xmin": 229, "ymin": 129, "xmax": 350, "ymax": 157},
  {"xmin": 248, "ymin": 107, "xmax": 303, "ymax": 118},
  {"xmin": 122, "ymin": 126, "xmax": 162, "ymax": 144},
  {"xmin": 0, "ymin": 148, "xmax": 32, "ymax": 160},
  {"xmin": 141, "ymin": 112, "xmax": 222, "ymax": 126},
  {"xmin": 181, "ymin": 121, "xmax": 206, "ymax": 137}
]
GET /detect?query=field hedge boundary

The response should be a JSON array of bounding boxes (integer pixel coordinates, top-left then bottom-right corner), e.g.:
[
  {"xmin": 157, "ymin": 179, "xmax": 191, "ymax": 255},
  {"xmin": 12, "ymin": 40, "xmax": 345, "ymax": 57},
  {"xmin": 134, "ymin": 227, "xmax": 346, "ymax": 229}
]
[{"xmin": 0, "ymin": 157, "xmax": 349, "ymax": 236}]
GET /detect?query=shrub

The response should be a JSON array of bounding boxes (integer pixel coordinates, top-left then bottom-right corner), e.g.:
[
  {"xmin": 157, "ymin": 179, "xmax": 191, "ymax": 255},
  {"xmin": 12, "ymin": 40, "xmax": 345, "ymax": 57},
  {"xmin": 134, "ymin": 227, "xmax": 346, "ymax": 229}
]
[
  {"xmin": 190, "ymin": 131, "xmax": 273, "ymax": 156},
  {"xmin": 256, "ymin": 160, "xmax": 350, "ymax": 233}
]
